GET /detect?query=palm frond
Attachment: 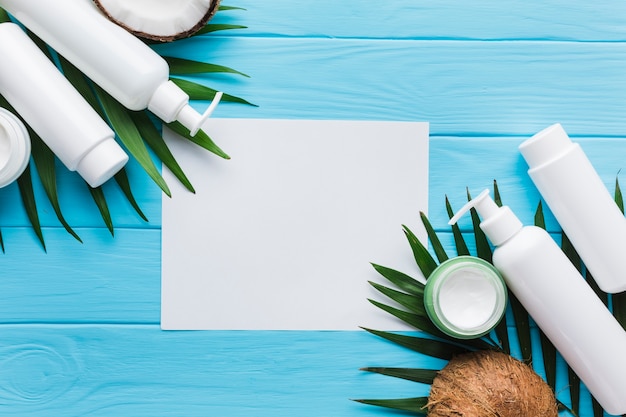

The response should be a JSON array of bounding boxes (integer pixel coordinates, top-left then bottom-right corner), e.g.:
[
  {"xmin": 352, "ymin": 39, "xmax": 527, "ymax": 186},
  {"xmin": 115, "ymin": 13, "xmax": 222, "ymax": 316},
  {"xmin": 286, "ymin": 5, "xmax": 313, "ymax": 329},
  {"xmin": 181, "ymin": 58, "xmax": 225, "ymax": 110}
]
[{"xmin": 0, "ymin": 5, "xmax": 252, "ymax": 248}]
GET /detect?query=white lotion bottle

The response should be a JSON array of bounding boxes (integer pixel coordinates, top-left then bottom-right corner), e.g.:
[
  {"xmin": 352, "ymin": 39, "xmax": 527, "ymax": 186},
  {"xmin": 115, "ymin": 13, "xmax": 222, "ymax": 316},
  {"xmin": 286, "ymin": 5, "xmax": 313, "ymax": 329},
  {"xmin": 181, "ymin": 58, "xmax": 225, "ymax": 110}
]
[
  {"xmin": 449, "ymin": 190, "xmax": 626, "ymax": 415},
  {"xmin": 519, "ymin": 123, "xmax": 626, "ymax": 293},
  {"xmin": 0, "ymin": 23, "xmax": 128, "ymax": 188},
  {"xmin": 0, "ymin": 0, "xmax": 222, "ymax": 136}
]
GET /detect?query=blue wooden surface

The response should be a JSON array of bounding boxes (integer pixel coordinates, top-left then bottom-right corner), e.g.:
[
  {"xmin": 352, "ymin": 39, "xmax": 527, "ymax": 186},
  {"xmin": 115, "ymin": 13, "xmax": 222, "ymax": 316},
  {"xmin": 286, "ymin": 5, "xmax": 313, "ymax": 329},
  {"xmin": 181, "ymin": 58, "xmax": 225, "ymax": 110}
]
[{"xmin": 2, "ymin": 1, "xmax": 626, "ymax": 415}]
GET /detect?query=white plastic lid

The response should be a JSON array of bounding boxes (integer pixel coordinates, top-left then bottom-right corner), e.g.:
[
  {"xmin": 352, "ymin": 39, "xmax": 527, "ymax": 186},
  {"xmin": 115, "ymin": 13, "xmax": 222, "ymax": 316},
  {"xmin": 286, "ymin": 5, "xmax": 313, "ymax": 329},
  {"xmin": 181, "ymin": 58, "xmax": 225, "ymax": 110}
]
[
  {"xmin": 76, "ymin": 138, "xmax": 129, "ymax": 188},
  {"xmin": 449, "ymin": 189, "xmax": 523, "ymax": 246},
  {"xmin": 0, "ymin": 108, "xmax": 31, "ymax": 188},
  {"xmin": 519, "ymin": 123, "xmax": 573, "ymax": 169},
  {"xmin": 148, "ymin": 80, "xmax": 223, "ymax": 136}
]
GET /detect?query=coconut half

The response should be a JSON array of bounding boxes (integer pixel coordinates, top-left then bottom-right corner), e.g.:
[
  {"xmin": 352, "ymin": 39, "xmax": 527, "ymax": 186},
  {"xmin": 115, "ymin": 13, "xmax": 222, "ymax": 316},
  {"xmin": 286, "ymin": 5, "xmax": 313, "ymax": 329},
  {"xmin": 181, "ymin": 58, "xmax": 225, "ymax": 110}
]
[
  {"xmin": 428, "ymin": 350, "xmax": 558, "ymax": 417},
  {"xmin": 94, "ymin": 0, "xmax": 221, "ymax": 42}
]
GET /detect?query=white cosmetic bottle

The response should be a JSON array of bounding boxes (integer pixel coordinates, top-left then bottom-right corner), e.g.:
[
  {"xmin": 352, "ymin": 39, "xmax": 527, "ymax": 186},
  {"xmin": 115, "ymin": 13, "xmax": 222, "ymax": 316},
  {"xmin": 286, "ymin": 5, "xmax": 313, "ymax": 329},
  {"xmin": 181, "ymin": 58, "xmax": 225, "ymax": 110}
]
[
  {"xmin": 0, "ymin": 23, "xmax": 128, "ymax": 188},
  {"xmin": 519, "ymin": 123, "xmax": 626, "ymax": 293},
  {"xmin": 0, "ymin": 0, "xmax": 222, "ymax": 136},
  {"xmin": 449, "ymin": 189, "xmax": 626, "ymax": 415}
]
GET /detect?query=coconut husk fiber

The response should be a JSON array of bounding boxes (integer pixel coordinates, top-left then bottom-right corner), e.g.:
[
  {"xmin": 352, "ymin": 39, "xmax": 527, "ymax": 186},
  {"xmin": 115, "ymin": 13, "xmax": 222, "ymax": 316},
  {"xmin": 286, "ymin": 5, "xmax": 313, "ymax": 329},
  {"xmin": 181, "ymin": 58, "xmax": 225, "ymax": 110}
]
[{"xmin": 427, "ymin": 350, "xmax": 558, "ymax": 417}]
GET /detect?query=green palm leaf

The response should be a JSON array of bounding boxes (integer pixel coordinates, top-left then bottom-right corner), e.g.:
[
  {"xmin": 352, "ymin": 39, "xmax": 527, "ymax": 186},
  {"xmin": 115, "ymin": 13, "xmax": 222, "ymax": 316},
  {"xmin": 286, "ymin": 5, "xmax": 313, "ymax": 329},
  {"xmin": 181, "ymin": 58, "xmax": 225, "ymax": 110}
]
[
  {"xmin": 367, "ymin": 299, "xmax": 441, "ymax": 335},
  {"xmin": 353, "ymin": 397, "xmax": 428, "ymax": 414},
  {"xmin": 362, "ymin": 328, "xmax": 469, "ymax": 360},
  {"xmin": 420, "ymin": 211, "xmax": 448, "ymax": 263},
  {"xmin": 113, "ymin": 169, "xmax": 148, "ymax": 222},
  {"xmin": 371, "ymin": 263, "xmax": 424, "ymax": 296},
  {"xmin": 94, "ymin": 86, "xmax": 171, "ymax": 197},
  {"xmin": 30, "ymin": 134, "xmax": 81, "ymax": 242},
  {"xmin": 165, "ymin": 56, "xmax": 249, "ymax": 77},
  {"xmin": 466, "ymin": 188, "xmax": 492, "ymax": 263},
  {"xmin": 17, "ymin": 166, "xmax": 45, "ymax": 251},
  {"xmin": 402, "ymin": 224, "xmax": 437, "ymax": 279},
  {"xmin": 170, "ymin": 77, "xmax": 257, "ymax": 107},
  {"xmin": 196, "ymin": 23, "xmax": 248, "ymax": 35},
  {"xmin": 368, "ymin": 281, "xmax": 426, "ymax": 316},
  {"xmin": 131, "ymin": 111, "xmax": 195, "ymax": 193},
  {"xmin": 88, "ymin": 186, "xmax": 114, "ymax": 235},
  {"xmin": 445, "ymin": 195, "xmax": 470, "ymax": 256},
  {"xmin": 0, "ymin": 7, "xmax": 9, "ymax": 22},
  {"xmin": 361, "ymin": 367, "xmax": 437, "ymax": 385},
  {"xmin": 166, "ymin": 120, "xmax": 230, "ymax": 160}
]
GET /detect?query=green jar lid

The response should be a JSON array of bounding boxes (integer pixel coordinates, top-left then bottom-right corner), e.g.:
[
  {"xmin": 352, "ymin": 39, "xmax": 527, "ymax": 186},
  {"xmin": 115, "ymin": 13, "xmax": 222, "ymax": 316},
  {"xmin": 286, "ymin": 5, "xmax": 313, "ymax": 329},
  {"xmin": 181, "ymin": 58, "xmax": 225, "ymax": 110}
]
[{"xmin": 424, "ymin": 256, "xmax": 507, "ymax": 339}]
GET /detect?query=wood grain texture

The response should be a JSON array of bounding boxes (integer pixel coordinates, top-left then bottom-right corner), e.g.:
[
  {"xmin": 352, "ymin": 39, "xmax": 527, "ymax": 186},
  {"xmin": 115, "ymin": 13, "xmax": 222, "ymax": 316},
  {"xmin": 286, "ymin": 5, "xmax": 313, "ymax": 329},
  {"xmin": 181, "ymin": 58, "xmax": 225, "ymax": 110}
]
[
  {"xmin": 211, "ymin": 0, "xmax": 626, "ymax": 41},
  {"xmin": 159, "ymin": 37, "xmax": 626, "ymax": 136},
  {"xmin": 0, "ymin": 1, "xmax": 624, "ymax": 415},
  {"xmin": 0, "ymin": 327, "xmax": 435, "ymax": 417}
]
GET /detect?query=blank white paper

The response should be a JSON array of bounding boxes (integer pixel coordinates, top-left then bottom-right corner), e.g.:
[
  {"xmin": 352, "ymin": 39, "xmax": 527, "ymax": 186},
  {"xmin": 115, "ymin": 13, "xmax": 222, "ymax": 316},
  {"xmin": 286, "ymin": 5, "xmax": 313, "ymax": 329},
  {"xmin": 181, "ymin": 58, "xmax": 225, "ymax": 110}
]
[{"xmin": 161, "ymin": 119, "xmax": 429, "ymax": 330}]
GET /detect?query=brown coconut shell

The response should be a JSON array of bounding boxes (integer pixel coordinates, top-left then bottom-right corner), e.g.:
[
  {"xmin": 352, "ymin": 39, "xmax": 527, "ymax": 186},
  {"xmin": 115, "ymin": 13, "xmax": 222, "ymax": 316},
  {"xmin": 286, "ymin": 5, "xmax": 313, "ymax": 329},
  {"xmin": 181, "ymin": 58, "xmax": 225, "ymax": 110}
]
[
  {"xmin": 94, "ymin": 0, "xmax": 221, "ymax": 43},
  {"xmin": 427, "ymin": 350, "xmax": 558, "ymax": 417}
]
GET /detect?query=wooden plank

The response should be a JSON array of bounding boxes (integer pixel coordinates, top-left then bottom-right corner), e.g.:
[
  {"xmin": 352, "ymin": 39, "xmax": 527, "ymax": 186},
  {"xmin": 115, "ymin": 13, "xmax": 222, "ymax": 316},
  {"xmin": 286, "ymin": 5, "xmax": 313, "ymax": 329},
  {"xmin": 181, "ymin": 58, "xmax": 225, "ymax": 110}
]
[
  {"xmin": 0, "ymin": 228, "xmax": 160, "ymax": 324},
  {"xmin": 212, "ymin": 0, "xmax": 626, "ymax": 41},
  {"xmin": 0, "ymin": 326, "xmax": 438, "ymax": 416},
  {"xmin": 159, "ymin": 37, "xmax": 626, "ymax": 136}
]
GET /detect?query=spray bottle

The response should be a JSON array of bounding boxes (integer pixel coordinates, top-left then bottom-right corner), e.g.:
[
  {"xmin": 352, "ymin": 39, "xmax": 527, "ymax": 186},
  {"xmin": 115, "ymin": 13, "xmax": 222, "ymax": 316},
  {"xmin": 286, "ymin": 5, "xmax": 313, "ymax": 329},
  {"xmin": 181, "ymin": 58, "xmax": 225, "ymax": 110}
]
[{"xmin": 449, "ymin": 189, "xmax": 626, "ymax": 415}]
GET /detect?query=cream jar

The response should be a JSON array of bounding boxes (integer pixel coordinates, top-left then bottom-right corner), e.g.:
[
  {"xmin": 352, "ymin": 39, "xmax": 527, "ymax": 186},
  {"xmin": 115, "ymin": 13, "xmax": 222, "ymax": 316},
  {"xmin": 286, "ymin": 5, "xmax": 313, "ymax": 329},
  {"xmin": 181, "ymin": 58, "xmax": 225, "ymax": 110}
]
[
  {"xmin": 424, "ymin": 256, "xmax": 507, "ymax": 339},
  {"xmin": 0, "ymin": 107, "xmax": 31, "ymax": 188}
]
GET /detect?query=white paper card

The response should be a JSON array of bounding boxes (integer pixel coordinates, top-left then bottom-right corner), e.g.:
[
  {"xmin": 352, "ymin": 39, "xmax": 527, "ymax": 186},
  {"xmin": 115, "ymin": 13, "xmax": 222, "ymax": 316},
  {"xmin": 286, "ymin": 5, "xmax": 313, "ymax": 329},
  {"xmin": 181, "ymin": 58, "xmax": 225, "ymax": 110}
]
[{"xmin": 161, "ymin": 119, "xmax": 429, "ymax": 330}]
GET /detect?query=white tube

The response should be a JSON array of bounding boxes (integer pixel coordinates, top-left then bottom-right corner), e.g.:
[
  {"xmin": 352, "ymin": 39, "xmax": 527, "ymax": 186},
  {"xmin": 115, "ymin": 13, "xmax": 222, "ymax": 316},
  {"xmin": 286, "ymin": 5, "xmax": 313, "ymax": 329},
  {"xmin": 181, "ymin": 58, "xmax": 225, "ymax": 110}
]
[
  {"xmin": 451, "ymin": 190, "xmax": 626, "ymax": 415},
  {"xmin": 0, "ymin": 0, "xmax": 221, "ymax": 136},
  {"xmin": 520, "ymin": 124, "xmax": 626, "ymax": 293},
  {"xmin": 0, "ymin": 23, "xmax": 127, "ymax": 188}
]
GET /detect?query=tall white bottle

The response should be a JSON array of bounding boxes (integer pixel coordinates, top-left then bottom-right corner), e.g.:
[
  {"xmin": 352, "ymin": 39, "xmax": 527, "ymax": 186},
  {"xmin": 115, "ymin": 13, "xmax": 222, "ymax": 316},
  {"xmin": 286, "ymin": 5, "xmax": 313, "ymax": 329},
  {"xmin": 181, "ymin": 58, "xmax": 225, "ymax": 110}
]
[
  {"xmin": 449, "ymin": 190, "xmax": 626, "ymax": 415},
  {"xmin": 0, "ymin": 23, "xmax": 127, "ymax": 188},
  {"xmin": 0, "ymin": 0, "xmax": 222, "ymax": 136},
  {"xmin": 519, "ymin": 123, "xmax": 626, "ymax": 293}
]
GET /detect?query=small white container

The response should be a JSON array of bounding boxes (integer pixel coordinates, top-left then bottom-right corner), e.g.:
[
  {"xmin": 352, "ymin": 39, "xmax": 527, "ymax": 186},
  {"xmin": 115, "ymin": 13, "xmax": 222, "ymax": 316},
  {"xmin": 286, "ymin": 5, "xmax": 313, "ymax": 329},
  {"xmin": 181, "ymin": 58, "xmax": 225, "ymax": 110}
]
[
  {"xmin": 519, "ymin": 123, "xmax": 626, "ymax": 293},
  {"xmin": 424, "ymin": 256, "xmax": 507, "ymax": 339},
  {"xmin": 450, "ymin": 189, "xmax": 626, "ymax": 415},
  {"xmin": 0, "ymin": 0, "xmax": 222, "ymax": 136},
  {"xmin": 0, "ymin": 22, "xmax": 128, "ymax": 188},
  {"xmin": 0, "ymin": 108, "xmax": 31, "ymax": 188}
]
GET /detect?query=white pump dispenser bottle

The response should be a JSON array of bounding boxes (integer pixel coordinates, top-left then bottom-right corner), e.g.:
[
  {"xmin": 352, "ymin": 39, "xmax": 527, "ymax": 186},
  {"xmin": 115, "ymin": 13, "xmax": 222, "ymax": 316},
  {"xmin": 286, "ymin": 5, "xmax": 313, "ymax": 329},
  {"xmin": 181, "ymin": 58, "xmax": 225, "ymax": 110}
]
[
  {"xmin": 0, "ymin": 0, "xmax": 222, "ymax": 136},
  {"xmin": 0, "ymin": 23, "xmax": 128, "ymax": 188},
  {"xmin": 450, "ymin": 190, "xmax": 626, "ymax": 415},
  {"xmin": 520, "ymin": 124, "xmax": 626, "ymax": 293}
]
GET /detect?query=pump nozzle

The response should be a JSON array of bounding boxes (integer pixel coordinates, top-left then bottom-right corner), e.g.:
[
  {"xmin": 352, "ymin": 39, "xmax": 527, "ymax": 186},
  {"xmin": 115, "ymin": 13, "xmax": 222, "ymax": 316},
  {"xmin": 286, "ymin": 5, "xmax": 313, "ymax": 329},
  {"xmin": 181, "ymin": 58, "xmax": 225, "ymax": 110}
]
[
  {"xmin": 449, "ymin": 189, "xmax": 498, "ymax": 225},
  {"xmin": 148, "ymin": 81, "xmax": 223, "ymax": 137},
  {"xmin": 449, "ymin": 189, "xmax": 523, "ymax": 246}
]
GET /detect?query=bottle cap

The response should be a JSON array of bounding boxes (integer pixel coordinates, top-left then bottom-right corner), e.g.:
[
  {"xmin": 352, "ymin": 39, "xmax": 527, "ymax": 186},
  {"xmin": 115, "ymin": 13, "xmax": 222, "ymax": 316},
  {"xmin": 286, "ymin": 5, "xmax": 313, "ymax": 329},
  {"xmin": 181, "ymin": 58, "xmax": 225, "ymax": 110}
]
[
  {"xmin": 519, "ymin": 123, "xmax": 573, "ymax": 169},
  {"xmin": 76, "ymin": 138, "xmax": 129, "ymax": 188},
  {"xmin": 424, "ymin": 256, "xmax": 508, "ymax": 339},
  {"xmin": 148, "ymin": 80, "xmax": 222, "ymax": 136},
  {"xmin": 449, "ymin": 189, "xmax": 523, "ymax": 246},
  {"xmin": 0, "ymin": 107, "xmax": 31, "ymax": 188}
]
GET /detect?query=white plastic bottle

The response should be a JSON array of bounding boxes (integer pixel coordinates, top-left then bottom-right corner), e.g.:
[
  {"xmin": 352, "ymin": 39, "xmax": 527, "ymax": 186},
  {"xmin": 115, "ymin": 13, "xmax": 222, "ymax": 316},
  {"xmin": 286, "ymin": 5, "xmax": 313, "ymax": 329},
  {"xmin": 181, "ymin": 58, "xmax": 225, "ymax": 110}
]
[
  {"xmin": 449, "ymin": 189, "xmax": 626, "ymax": 415},
  {"xmin": 0, "ymin": 0, "xmax": 222, "ymax": 136},
  {"xmin": 0, "ymin": 23, "xmax": 127, "ymax": 188},
  {"xmin": 519, "ymin": 123, "xmax": 626, "ymax": 293}
]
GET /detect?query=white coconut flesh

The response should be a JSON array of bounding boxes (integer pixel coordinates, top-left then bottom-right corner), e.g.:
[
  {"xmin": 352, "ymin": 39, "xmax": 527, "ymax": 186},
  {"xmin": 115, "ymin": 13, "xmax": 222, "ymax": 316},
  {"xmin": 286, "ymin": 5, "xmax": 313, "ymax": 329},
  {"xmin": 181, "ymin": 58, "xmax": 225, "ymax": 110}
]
[{"xmin": 94, "ymin": 0, "xmax": 219, "ymax": 42}]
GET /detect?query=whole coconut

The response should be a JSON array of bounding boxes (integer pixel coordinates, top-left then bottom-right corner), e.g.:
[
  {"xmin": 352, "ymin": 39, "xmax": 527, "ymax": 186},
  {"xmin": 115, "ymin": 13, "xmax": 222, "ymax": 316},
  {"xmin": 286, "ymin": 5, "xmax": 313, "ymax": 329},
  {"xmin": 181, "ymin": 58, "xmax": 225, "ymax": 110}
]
[{"xmin": 427, "ymin": 350, "xmax": 558, "ymax": 417}]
